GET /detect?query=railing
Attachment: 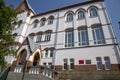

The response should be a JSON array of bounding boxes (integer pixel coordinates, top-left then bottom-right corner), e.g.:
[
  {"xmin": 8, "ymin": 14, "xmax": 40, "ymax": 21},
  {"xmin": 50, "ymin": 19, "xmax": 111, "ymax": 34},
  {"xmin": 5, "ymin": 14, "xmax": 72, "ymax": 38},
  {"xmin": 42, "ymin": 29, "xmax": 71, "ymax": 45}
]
[
  {"xmin": 0, "ymin": 66, "xmax": 10, "ymax": 80},
  {"xmin": 14, "ymin": 65, "xmax": 23, "ymax": 73},
  {"xmin": 28, "ymin": 66, "xmax": 56, "ymax": 79}
]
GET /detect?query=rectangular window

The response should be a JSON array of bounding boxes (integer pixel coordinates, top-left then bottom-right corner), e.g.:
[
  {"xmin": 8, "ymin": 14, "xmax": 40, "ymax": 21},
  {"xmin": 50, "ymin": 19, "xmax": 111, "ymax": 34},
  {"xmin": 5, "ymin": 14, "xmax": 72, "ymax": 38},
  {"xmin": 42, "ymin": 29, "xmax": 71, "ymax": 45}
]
[
  {"xmin": 63, "ymin": 59, "xmax": 68, "ymax": 70},
  {"xmin": 50, "ymin": 50, "xmax": 53, "ymax": 57},
  {"xmin": 70, "ymin": 58, "xmax": 74, "ymax": 69},
  {"xmin": 48, "ymin": 63, "xmax": 52, "ymax": 69},
  {"xmin": 45, "ymin": 32, "xmax": 51, "ymax": 41},
  {"xmin": 96, "ymin": 57, "xmax": 102, "ymax": 70},
  {"xmin": 79, "ymin": 60, "xmax": 84, "ymax": 64},
  {"xmin": 104, "ymin": 56, "xmax": 111, "ymax": 70},
  {"xmin": 92, "ymin": 26, "xmax": 105, "ymax": 44},
  {"xmin": 45, "ymin": 50, "xmax": 48, "ymax": 58},
  {"xmin": 78, "ymin": 28, "xmax": 89, "ymax": 46},
  {"xmin": 65, "ymin": 30, "xmax": 74, "ymax": 47},
  {"xmin": 36, "ymin": 34, "xmax": 42, "ymax": 42},
  {"xmin": 86, "ymin": 60, "xmax": 91, "ymax": 64}
]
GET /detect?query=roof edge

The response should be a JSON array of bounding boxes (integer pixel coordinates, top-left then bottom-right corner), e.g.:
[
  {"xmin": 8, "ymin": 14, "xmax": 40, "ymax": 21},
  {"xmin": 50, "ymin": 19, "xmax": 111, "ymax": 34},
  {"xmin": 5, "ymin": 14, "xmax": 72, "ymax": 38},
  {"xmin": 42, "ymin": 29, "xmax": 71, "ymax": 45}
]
[{"xmin": 32, "ymin": 0, "xmax": 104, "ymax": 18}]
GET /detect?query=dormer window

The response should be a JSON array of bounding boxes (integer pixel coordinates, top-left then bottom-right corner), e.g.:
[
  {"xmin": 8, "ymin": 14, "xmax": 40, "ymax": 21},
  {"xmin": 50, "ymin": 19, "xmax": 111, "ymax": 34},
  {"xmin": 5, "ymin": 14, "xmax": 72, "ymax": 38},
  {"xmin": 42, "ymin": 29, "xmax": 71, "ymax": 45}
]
[{"xmin": 78, "ymin": 10, "xmax": 85, "ymax": 19}]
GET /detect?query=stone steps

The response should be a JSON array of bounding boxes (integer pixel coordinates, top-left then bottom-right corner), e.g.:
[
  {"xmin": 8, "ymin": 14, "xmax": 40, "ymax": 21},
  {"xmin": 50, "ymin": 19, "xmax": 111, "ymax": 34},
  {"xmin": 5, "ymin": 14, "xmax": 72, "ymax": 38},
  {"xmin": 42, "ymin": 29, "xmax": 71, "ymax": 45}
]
[{"xmin": 6, "ymin": 72, "xmax": 52, "ymax": 80}]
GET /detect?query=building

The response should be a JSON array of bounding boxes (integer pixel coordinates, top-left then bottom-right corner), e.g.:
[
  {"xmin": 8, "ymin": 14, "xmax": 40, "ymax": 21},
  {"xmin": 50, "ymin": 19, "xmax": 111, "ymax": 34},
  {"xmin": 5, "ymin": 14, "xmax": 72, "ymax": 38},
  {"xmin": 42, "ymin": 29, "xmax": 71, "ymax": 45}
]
[{"xmin": 6, "ymin": 0, "xmax": 120, "ymax": 79}]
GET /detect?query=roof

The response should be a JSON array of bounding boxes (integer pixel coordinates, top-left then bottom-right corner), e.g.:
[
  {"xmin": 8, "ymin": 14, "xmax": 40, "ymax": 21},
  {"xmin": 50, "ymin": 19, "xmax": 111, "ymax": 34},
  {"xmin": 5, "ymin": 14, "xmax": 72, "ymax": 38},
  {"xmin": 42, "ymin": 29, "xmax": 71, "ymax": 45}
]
[
  {"xmin": 16, "ymin": 0, "xmax": 36, "ymax": 14},
  {"xmin": 31, "ymin": 0, "xmax": 104, "ymax": 18}
]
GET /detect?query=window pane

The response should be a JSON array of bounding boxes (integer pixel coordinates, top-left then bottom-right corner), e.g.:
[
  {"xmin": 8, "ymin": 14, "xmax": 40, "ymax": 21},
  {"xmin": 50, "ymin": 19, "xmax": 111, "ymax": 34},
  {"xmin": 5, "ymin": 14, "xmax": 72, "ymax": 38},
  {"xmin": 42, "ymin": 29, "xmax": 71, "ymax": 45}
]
[
  {"xmin": 97, "ymin": 61, "xmax": 102, "ymax": 70},
  {"xmin": 86, "ymin": 60, "xmax": 91, "ymax": 64},
  {"xmin": 70, "ymin": 63, "xmax": 74, "ymax": 69},
  {"xmin": 90, "ymin": 8, "xmax": 98, "ymax": 17},
  {"xmin": 78, "ymin": 11, "xmax": 85, "ymax": 19},
  {"xmin": 92, "ymin": 27, "xmax": 105, "ymax": 44},
  {"xmin": 67, "ymin": 13, "xmax": 73, "ymax": 22},
  {"xmin": 65, "ymin": 30, "xmax": 74, "ymax": 47},
  {"xmin": 78, "ymin": 28, "xmax": 89, "ymax": 46}
]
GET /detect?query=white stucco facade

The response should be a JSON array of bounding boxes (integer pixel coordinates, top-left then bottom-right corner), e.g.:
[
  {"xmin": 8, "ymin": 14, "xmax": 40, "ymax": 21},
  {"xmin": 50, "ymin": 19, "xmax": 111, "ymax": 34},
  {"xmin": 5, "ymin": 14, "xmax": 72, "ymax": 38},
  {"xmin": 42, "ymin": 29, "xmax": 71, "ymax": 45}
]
[{"xmin": 9, "ymin": 0, "xmax": 120, "ymax": 71}]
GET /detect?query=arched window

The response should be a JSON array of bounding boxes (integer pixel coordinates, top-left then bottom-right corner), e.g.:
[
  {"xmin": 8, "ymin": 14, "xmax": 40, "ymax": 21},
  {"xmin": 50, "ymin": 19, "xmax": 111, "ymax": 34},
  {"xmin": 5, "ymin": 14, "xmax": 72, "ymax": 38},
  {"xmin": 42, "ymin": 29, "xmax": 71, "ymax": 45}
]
[
  {"xmin": 33, "ymin": 53, "xmax": 40, "ymax": 66},
  {"xmin": 33, "ymin": 19, "xmax": 39, "ymax": 28},
  {"xmin": 78, "ymin": 10, "xmax": 85, "ymax": 19},
  {"xmin": 48, "ymin": 16, "xmax": 54, "ymax": 25},
  {"xmin": 18, "ymin": 49, "xmax": 27, "ymax": 65},
  {"xmin": 89, "ymin": 8, "xmax": 98, "ymax": 17},
  {"xmin": 66, "ymin": 13, "xmax": 73, "ymax": 22},
  {"xmin": 40, "ymin": 18, "xmax": 46, "ymax": 27}
]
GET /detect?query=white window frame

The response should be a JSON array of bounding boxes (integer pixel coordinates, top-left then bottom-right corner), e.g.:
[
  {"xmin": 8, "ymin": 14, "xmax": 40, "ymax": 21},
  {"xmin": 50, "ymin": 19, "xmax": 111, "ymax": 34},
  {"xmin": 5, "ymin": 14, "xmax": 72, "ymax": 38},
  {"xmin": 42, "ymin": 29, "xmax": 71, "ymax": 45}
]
[
  {"xmin": 78, "ymin": 28, "xmax": 89, "ymax": 46},
  {"xmin": 104, "ymin": 56, "xmax": 111, "ymax": 70},
  {"xmin": 92, "ymin": 26, "xmax": 105, "ymax": 44},
  {"xmin": 78, "ymin": 10, "xmax": 85, "ymax": 20},
  {"xmin": 89, "ymin": 8, "xmax": 98, "ymax": 17},
  {"xmin": 65, "ymin": 30, "xmax": 74, "ymax": 47},
  {"xmin": 66, "ymin": 13, "xmax": 73, "ymax": 22}
]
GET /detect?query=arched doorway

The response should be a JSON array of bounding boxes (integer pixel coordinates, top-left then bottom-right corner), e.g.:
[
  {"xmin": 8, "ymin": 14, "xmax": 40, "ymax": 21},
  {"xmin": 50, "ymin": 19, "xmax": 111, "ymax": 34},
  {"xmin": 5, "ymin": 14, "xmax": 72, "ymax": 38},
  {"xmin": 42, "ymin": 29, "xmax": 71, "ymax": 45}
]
[
  {"xmin": 33, "ymin": 53, "xmax": 40, "ymax": 66},
  {"xmin": 18, "ymin": 49, "xmax": 27, "ymax": 65}
]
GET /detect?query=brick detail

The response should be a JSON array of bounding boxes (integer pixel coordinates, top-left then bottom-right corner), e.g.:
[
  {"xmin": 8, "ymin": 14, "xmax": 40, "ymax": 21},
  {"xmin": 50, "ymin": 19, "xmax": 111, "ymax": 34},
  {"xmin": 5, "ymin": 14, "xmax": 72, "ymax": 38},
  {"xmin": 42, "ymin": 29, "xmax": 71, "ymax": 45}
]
[{"xmin": 55, "ymin": 64, "xmax": 120, "ymax": 71}]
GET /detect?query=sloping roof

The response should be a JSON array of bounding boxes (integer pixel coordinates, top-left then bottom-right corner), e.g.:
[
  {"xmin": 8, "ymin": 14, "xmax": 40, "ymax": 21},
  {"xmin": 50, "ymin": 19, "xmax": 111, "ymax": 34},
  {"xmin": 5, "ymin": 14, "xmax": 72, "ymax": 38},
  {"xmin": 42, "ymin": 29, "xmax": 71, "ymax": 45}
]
[
  {"xmin": 28, "ymin": 37, "xmax": 39, "ymax": 52},
  {"xmin": 32, "ymin": 0, "xmax": 104, "ymax": 18},
  {"xmin": 16, "ymin": 0, "xmax": 36, "ymax": 14}
]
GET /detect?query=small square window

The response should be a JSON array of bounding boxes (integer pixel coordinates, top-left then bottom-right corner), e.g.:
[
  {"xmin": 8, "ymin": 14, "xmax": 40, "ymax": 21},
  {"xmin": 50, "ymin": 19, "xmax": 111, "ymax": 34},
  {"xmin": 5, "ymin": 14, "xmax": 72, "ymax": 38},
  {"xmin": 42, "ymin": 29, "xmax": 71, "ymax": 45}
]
[
  {"xmin": 86, "ymin": 60, "xmax": 91, "ymax": 64},
  {"xmin": 79, "ymin": 60, "xmax": 84, "ymax": 64}
]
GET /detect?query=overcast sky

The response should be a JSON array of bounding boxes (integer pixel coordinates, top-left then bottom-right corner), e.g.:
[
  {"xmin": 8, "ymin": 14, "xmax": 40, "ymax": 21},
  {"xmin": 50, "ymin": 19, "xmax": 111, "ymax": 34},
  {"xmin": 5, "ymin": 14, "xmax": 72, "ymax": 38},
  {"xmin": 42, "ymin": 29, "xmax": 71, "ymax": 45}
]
[{"xmin": 4, "ymin": 0, "xmax": 120, "ymax": 43}]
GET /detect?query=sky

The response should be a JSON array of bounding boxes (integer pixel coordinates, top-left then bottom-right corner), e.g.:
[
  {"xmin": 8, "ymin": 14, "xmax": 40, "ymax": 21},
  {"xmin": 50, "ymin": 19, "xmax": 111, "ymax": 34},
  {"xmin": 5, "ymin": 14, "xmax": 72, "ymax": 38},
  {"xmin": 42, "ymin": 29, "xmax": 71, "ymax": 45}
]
[{"xmin": 4, "ymin": 0, "xmax": 120, "ymax": 43}]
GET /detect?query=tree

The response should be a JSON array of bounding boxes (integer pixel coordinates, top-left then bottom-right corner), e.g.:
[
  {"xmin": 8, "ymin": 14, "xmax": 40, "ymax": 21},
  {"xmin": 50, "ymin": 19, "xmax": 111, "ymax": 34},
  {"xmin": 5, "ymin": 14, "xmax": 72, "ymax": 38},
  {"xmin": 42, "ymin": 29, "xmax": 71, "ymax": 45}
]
[{"xmin": 0, "ymin": 0, "xmax": 17, "ymax": 70}]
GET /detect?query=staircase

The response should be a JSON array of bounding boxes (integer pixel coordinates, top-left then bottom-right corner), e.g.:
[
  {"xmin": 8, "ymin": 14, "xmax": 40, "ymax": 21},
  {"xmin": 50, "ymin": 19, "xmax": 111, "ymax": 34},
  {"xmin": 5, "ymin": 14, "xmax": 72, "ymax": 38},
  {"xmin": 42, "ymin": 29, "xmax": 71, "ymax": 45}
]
[
  {"xmin": 6, "ymin": 72, "xmax": 52, "ymax": 80},
  {"xmin": 5, "ymin": 65, "xmax": 59, "ymax": 80}
]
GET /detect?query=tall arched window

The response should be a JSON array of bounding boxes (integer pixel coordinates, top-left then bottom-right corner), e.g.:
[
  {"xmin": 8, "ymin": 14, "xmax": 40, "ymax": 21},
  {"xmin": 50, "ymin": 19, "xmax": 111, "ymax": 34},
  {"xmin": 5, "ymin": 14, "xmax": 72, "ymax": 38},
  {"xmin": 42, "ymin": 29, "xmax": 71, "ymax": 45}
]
[
  {"xmin": 18, "ymin": 49, "xmax": 27, "ymax": 65},
  {"xmin": 33, "ymin": 19, "xmax": 39, "ymax": 28},
  {"xmin": 89, "ymin": 8, "xmax": 98, "ymax": 17},
  {"xmin": 48, "ymin": 16, "xmax": 54, "ymax": 25},
  {"xmin": 45, "ymin": 31, "xmax": 52, "ymax": 41},
  {"xmin": 78, "ymin": 10, "xmax": 85, "ymax": 19},
  {"xmin": 40, "ymin": 18, "xmax": 46, "ymax": 27},
  {"xmin": 66, "ymin": 13, "xmax": 73, "ymax": 22}
]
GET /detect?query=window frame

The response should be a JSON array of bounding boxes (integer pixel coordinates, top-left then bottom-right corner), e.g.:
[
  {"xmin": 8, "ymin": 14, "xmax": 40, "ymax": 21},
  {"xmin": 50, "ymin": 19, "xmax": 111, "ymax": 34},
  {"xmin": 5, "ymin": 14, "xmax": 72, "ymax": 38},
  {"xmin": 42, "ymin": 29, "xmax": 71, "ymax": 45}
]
[
  {"xmin": 92, "ymin": 26, "xmax": 105, "ymax": 45},
  {"xmin": 66, "ymin": 13, "xmax": 73, "ymax": 22},
  {"xmin": 96, "ymin": 57, "xmax": 103, "ymax": 70},
  {"xmin": 40, "ymin": 18, "xmax": 46, "ymax": 27},
  {"xmin": 45, "ymin": 32, "xmax": 51, "ymax": 41},
  {"xmin": 65, "ymin": 29, "xmax": 74, "ymax": 47},
  {"xmin": 89, "ymin": 8, "xmax": 98, "ymax": 17},
  {"xmin": 36, "ymin": 33, "xmax": 42, "ymax": 42},
  {"xmin": 78, "ymin": 28, "xmax": 89, "ymax": 46},
  {"xmin": 48, "ymin": 16, "xmax": 54, "ymax": 25},
  {"xmin": 104, "ymin": 56, "xmax": 111, "ymax": 70}
]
